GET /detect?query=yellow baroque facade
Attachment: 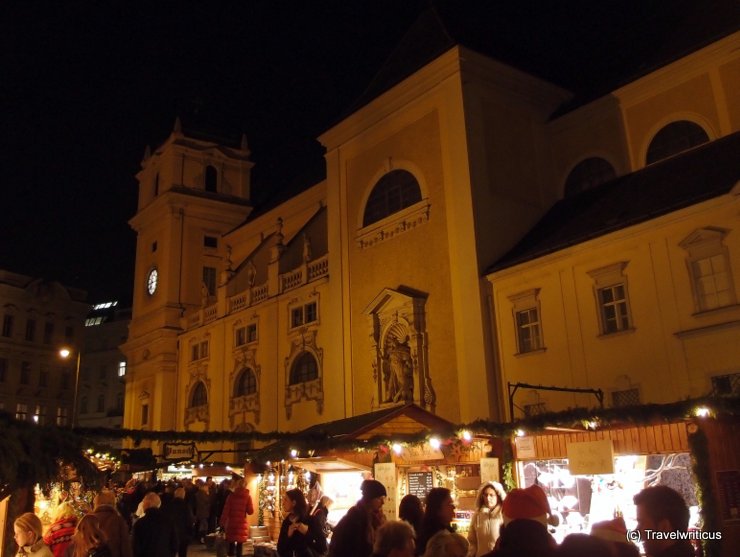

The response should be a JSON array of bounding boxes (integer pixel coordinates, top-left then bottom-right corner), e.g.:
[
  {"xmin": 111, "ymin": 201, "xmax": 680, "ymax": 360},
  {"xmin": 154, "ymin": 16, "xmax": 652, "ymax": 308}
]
[{"xmin": 122, "ymin": 26, "xmax": 740, "ymax": 454}]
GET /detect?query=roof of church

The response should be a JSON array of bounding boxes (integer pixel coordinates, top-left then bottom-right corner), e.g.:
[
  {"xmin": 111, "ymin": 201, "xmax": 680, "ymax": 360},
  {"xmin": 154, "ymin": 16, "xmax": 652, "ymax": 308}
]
[
  {"xmin": 487, "ymin": 132, "xmax": 740, "ymax": 274},
  {"xmin": 343, "ymin": 1, "xmax": 738, "ymax": 120}
]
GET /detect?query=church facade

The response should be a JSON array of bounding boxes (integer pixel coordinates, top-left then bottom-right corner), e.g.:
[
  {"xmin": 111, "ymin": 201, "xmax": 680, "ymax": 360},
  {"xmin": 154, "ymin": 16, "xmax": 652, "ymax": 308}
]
[{"xmin": 121, "ymin": 28, "xmax": 740, "ymax": 456}]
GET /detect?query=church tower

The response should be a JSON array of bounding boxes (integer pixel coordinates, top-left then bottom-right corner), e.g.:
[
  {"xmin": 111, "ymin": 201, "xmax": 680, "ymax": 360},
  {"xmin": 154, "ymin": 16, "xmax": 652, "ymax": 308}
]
[{"xmin": 121, "ymin": 118, "xmax": 253, "ymax": 439}]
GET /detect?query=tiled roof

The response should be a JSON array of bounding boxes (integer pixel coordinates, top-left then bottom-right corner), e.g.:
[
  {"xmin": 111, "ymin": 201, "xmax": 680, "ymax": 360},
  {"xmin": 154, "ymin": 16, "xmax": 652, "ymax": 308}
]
[{"xmin": 487, "ymin": 132, "xmax": 740, "ymax": 274}]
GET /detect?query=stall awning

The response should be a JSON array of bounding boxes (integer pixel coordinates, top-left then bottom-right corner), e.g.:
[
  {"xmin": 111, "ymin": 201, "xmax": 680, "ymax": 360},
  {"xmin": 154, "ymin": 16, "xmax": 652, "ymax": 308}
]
[{"xmin": 290, "ymin": 456, "xmax": 371, "ymax": 473}]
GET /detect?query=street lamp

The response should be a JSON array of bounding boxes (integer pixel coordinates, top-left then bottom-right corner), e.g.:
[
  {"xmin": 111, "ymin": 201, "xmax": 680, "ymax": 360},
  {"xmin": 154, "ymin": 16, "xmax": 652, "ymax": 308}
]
[{"xmin": 59, "ymin": 347, "xmax": 81, "ymax": 428}]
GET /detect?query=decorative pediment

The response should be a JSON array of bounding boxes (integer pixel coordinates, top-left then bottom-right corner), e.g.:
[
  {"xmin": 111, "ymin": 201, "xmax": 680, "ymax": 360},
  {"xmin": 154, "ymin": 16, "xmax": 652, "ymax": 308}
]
[{"xmin": 679, "ymin": 227, "xmax": 728, "ymax": 250}]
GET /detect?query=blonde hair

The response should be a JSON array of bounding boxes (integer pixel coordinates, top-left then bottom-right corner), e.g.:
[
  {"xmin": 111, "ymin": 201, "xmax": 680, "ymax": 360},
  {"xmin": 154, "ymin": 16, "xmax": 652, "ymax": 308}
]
[
  {"xmin": 15, "ymin": 513, "xmax": 43, "ymax": 544},
  {"xmin": 423, "ymin": 530, "xmax": 469, "ymax": 557},
  {"xmin": 52, "ymin": 501, "xmax": 77, "ymax": 522},
  {"xmin": 72, "ymin": 514, "xmax": 108, "ymax": 557}
]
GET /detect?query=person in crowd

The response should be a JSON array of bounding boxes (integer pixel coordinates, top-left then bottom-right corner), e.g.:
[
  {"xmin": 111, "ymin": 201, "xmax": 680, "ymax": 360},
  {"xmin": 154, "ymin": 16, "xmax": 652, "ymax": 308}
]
[
  {"xmin": 398, "ymin": 495, "xmax": 424, "ymax": 538},
  {"xmin": 310, "ymin": 495, "xmax": 334, "ymax": 539},
  {"xmin": 634, "ymin": 485, "xmax": 693, "ymax": 557},
  {"xmin": 219, "ymin": 476, "xmax": 254, "ymax": 557},
  {"xmin": 65, "ymin": 514, "xmax": 113, "ymax": 557},
  {"xmin": 43, "ymin": 502, "xmax": 78, "ymax": 557},
  {"xmin": 466, "ymin": 482, "xmax": 505, "ymax": 557},
  {"xmin": 423, "ymin": 531, "xmax": 469, "ymax": 557},
  {"xmin": 557, "ymin": 533, "xmax": 615, "ymax": 557},
  {"xmin": 329, "ymin": 479, "xmax": 387, "ymax": 557},
  {"xmin": 163, "ymin": 487, "xmax": 195, "ymax": 557},
  {"xmin": 277, "ymin": 488, "xmax": 328, "ymax": 557},
  {"xmin": 590, "ymin": 517, "xmax": 639, "ymax": 557},
  {"xmin": 307, "ymin": 474, "xmax": 323, "ymax": 511},
  {"xmin": 372, "ymin": 520, "xmax": 416, "ymax": 557},
  {"xmin": 131, "ymin": 492, "xmax": 178, "ymax": 557},
  {"xmin": 14, "ymin": 513, "xmax": 53, "ymax": 557},
  {"xmin": 416, "ymin": 488, "xmax": 455, "ymax": 556},
  {"xmin": 484, "ymin": 484, "xmax": 557, "ymax": 557},
  {"xmin": 213, "ymin": 479, "xmax": 232, "ymax": 531},
  {"xmin": 194, "ymin": 482, "xmax": 211, "ymax": 543},
  {"xmin": 90, "ymin": 490, "xmax": 133, "ymax": 557},
  {"xmin": 206, "ymin": 477, "xmax": 219, "ymax": 534}
]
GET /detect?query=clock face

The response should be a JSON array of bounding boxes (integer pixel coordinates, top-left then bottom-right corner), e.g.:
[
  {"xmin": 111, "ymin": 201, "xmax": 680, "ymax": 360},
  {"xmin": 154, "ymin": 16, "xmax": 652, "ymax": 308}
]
[{"xmin": 146, "ymin": 268, "xmax": 158, "ymax": 295}]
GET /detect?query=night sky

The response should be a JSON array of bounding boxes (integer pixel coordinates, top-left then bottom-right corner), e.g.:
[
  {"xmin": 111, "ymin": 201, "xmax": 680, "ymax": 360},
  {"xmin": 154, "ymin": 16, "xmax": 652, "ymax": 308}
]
[{"xmin": 2, "ymin": 1, "xmax": 735, "ymax": 304}]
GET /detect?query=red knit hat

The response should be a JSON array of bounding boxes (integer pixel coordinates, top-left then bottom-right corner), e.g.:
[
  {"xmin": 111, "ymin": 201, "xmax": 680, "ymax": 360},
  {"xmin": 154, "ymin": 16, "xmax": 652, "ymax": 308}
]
[
  {"xmin": 590, "ymin": 516, "xmax": 628, "ymax": 543},
  {"xmin": 502, "ymin": 485, "xmax": 552, "ymax": 525}
]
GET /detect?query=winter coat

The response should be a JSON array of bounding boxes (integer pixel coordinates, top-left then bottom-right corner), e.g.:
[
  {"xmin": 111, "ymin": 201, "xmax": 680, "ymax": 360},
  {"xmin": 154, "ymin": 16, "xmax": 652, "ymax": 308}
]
[
  {"xmin": 195, "ymin": 489, "xmax": 211, "ymax": 521},
  {"xmin": 277, "ymin": 514, "xmax": 327, "ymax": 557},
  {"xmin": 162, "ymin": 497, "xmax": 194, "ymax": 545},
  {"xmin": 16, "ymin": 540, "xmax": 54, "ymax": 557},
  {"xmin": 131, "ymin": 507, "xmax": 178, "ymax": 557},
  {"xmin": 328, "ymin": 502, "xmax": 383, "ymax": 557},
  {"xmin": 43, "ymin": 515, "xmax": 77, "ymax": 557},
  {"xmin": 91, "ymin": 504, "xmax": 133, "ymax": 557},
  {"xmin": 63, "ymin": 543, "xmax": 114, "ymax": 557},
  {"xmin": 219, "ymin": 487, "xmax": 254, "ymax": 543},
  {"xmin": 467, "ymin": 506, "xmax": 503, "ymax": 557}
]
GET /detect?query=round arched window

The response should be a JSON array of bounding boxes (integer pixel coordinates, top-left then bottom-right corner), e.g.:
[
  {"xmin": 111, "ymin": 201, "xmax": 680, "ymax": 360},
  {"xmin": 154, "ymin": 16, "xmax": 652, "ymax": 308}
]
[
  {"xmin": 646, "ymin": 121, "xmax": 709, "ymax": 165},
  {"xmin": 190, "ymin": 381, "xmax": 207, "ymax": 408},
  {"xmin": 363, "ymin": 169, "xmax": 422, "ymax": 227},
  {"xmin": 290, "ymin": 352, "xmax": 318, "ymax": 385},
  {"xmin": 234, "ymin": 368, "xmax": 258, "ymax": 397},
  {"xmin": 564, "ymin": 157, "xmax": 616, "ymax": 197}
]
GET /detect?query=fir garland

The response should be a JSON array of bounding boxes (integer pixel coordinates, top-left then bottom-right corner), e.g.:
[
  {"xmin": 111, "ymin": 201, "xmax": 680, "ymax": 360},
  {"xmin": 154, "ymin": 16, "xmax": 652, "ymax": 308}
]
[{"xmin": 688, "ymin": 426, "xmax": 720, "ymax": 557}]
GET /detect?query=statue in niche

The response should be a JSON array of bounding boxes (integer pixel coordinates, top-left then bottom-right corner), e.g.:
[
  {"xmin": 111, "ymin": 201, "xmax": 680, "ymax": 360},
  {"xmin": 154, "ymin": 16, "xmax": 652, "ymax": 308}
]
[
  {"xmin": 302, "ymin": 234, "xmax": 312, "ymax": 263},
  {"xmin": 245, "ymin": 260, "xmax": 257, "ymax": 287},
  {"xmin": 384, "ymin": 336, "xmax": 414, "ymax": 403}
]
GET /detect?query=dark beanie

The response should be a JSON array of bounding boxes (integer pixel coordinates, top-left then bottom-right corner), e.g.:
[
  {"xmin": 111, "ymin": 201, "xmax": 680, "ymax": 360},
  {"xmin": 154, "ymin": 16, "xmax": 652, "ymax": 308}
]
[{"xmin": 361, "ymin": 479, "xmax": 387, "ymax": 500}]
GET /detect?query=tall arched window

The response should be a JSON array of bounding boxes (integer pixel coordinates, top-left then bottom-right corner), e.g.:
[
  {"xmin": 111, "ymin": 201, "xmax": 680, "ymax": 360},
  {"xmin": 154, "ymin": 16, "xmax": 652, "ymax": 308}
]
[
  {"xmin": 290, "ymin": 352, "xmax": 318, "ymax": 385},
  {"xmin": 363, "ymin": 169, "xmax": 422, "ymax": 227},
  {"xmin": 234, "ymin": 368, "xmax": 257, "ymax": 397},
  {"xmin": 564, "ymin": 157, "xmax": 616, "ymax": 197},
  {"xmin": 205, "ymin": 165, "xmax": 218, "ymax": 192},
  {"xmin": 190, "ymin": 381, "xmax": 207, "ymax": 407},
  {"xmin": 646, "ymin": 121, "xmax": 709, "ymax": 165}
]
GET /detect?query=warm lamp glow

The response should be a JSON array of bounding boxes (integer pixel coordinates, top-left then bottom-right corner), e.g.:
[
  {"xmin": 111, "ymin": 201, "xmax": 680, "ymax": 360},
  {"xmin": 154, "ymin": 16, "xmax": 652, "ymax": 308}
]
[
  {"xmin": 516, "ymin": 429, "xmax": 526, "ymax": 437},
  {"xmin": 59, "ymin": 348, "xmax": 72, "ymax": 359},
  {"xmin": 694, "ymin": 406, "xmax": 711, "ymax": 418},
  {"xmin": 461, "ymin": 430, "xmax": 472, "ymax": 441},
  {"xmin": 429, "ymin": 437, "xmax": 441, "ymax": 450},
  {"xmin": 290, "ymin": 449, "xmax": 298, "ymax": 457},
  {"xmin": 392, "ymin": 443, "xmax": 403, "ymax": 455}
]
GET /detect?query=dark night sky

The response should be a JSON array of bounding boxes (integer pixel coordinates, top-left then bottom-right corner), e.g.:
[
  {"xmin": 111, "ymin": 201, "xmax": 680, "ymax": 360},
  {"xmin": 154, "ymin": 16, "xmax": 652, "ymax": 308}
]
[{"xmin": 1, "ymin": 1, "xmax": 736, "ymax": 304}]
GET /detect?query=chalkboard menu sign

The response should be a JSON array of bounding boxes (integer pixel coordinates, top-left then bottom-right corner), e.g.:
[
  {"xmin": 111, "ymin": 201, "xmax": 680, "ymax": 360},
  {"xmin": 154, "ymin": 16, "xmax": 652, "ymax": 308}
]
[{"xmin": 407, "ymin": 471, "xmax": 434, "ymax": 499}]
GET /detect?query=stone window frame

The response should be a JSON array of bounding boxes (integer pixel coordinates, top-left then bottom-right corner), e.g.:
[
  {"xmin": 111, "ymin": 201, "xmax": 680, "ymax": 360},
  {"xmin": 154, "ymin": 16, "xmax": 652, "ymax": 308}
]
[
  {"xmin": 508, "ymin": 288, "xmax": 545, "ymax": 355},
  {"xmin": 587, "ymin": 261, "xmax": 635, "ymax": 336},
  {"xmin": 679, "ymin": 227, "xmax": 736, "ymax": 314}
]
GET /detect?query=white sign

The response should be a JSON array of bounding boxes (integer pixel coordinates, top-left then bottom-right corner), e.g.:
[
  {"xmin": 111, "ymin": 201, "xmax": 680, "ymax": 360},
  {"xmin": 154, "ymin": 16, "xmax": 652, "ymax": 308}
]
[
  {"xmin": 374, "ymin": 462, "xmax": 397, "ymax": 521},
  {"xmin": 514, "ymin": 436, "xmax": 536, "ymax": 459},
  {"xmin": 480, "ymin": 457, "xmax": 500, "ymax": 484},
  {"xmin": 567, "ymin": 439, "xmax": 614, "ymax": 475}
]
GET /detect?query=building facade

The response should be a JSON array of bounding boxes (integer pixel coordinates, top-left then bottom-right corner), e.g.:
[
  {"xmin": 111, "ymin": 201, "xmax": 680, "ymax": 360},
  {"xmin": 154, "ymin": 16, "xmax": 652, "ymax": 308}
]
[
  {"xmin": 0, "ymin": 270, "xmax": 89, "ymax": 426},
  {"xmin": 121, "ymin": 23, "xmax": 740, "ymax": 460}
]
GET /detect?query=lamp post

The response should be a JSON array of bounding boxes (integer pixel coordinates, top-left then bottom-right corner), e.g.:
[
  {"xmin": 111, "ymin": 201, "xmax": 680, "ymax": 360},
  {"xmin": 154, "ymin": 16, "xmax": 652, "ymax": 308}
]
[{"xmin": 59, "ymin": 347, "xmax": 81, "ymax": 428}]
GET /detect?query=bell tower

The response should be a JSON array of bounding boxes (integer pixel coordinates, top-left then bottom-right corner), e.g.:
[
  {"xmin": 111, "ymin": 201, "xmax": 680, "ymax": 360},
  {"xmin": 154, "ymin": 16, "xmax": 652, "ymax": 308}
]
[{"xmin": 122, "ymin": 118, "xmax": 253, "ymax": 436}]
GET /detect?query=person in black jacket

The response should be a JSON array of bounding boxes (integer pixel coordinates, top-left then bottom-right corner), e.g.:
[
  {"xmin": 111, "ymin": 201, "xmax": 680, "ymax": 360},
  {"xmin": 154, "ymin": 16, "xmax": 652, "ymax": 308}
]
[
  {"xmin": 277, "ymin": 489, "xmax": 327, "ymax": 557},
  {"xmin": 162, "ymin": 488, "xmax": 195, "ymax": 557},
  {"xmin": 131, "ymin": 492, "xmax": 178, "ymax": 557},
  {"xmin": 329, "ymin": 479, "xmax": 387, "ymax": 557}
]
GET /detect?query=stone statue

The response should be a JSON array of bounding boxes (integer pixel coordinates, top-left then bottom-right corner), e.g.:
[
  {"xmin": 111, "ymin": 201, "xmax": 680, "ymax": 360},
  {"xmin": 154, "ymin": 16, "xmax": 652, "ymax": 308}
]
[
  {"xmin": 302, "ymin": 234, "xmax": 312, "ymax": 262},
  {"xmin": 384, "ymin": 336, "xmax": 413, "ymax": 403}
]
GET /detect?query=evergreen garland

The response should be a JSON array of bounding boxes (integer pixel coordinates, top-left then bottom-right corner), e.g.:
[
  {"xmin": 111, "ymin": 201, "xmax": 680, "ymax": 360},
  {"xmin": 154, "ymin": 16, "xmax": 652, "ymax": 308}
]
[{"xmin": 688, "ymin": 426, "xmax": 720, "ymax": 557}]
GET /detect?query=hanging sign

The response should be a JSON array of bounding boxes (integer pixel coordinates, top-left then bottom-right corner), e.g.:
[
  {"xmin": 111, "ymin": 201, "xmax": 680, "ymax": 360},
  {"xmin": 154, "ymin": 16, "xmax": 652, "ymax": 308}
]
[
  {"xmin": 480, "ymin": 457, "xmax": 500, "ymax": 484},
  {"xmin": 163, "ymin": 442, "xmax": 196, "ymax": 461},
  {"xmin": 566, "ymin": 439, "xmax": 614, "ymax": 475},
  {"xmin": 514, "ymin": 436, "xmax": 536, "ymax": 459},
  {"xmin": 407, "ymin": 470, "xmax": 434, "ymax": 500},
  {"xmin": 402, "ymin": 443, "xmax": 444, "ymax": 461}
]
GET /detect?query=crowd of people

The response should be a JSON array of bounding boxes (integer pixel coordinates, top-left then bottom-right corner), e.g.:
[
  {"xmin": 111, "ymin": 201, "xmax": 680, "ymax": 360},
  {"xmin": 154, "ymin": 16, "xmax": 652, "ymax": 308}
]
[
  {"xmin": 13, "ymin": 475, "xmax": 255, "ymax": 557},
  {"xmin": 13, "ymin": 475, "xmax": 699, "ymax": 557}
]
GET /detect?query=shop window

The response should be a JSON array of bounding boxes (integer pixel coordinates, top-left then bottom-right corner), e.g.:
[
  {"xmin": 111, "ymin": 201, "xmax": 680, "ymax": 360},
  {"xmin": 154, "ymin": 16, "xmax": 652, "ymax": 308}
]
[
  {"xmin": 564, "ymin": 157, "xmax": 616, "ymax": 197},
  {"xmin": 34, "ymin": 405, "xmax": 46, "ymax": 425},
  {"xmin": 711, "ymin": 373, "xmax": 740, "ymax": 396},
  {"xmin": 291, "ymin": 302, "xmax": 318, "ymax": 329},
  {"xmin": 646, "ymin": 120, "xmax": 709, "ymax": 165},
  {"xmin": 680, "ymin": 228, "xmax": 735, "ymax": 312},
  {"xmin": 363, "ymin": 169, "xmax": 422, "ymax": 227},
  {"xmin": 235, "ymin": 368, "xmax": 258, "ymax": 397},
  {"xmin": 56, "ymin": 407, "xmax": 68, "ymax": 426},
  {"xmin": 16, "ymin": 403, "xmax": 28, "ymax": 421},
  {"xmin": 588, "ymin": 262, "xmax": 633, "ymax": 335},
  {"xmin": 190, "ymin": 381, "xmax": 208, "ymax": 408},
  {"xmin": 205, "ymin": 165, "xmax": 218, "ymax": 192},
  {"xmin": 612, "ymin": 388, "xmax": 640, "ymax": 407},
  {"xmin": 290, "ymin": 352, "xmax": 318, "ymax": 385},
  {"xmin": 508, "ymin": 289, "xmax": 544, "ymax": 354}
]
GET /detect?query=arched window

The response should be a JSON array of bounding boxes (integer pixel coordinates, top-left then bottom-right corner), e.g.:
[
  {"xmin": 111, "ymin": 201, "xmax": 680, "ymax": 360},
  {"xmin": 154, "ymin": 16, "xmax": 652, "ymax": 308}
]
[
  {"xmin": 205, "ymin": 165, "xmax": 218, "ymax": 192},
  {"xmin": 646, "ymin": 121, "xmax": 709, "ymax": 165},
  {"xmin": 190, "ymin": 381, "xmax": 207, "ymax": 408},
  {"xmin": 564, "ymin": 157, "xmax": 616, "ymax": 197},
  {"xmin": 289, "ymin": 352, "xmax": 318, "ymax": 385},
  {"xmin": 363, "ymin": 169, "xmax": 422, "ymax": 227},
  {"xmin": 234, "ymin": 368, "xmax": 257, "ymax": 397}
]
